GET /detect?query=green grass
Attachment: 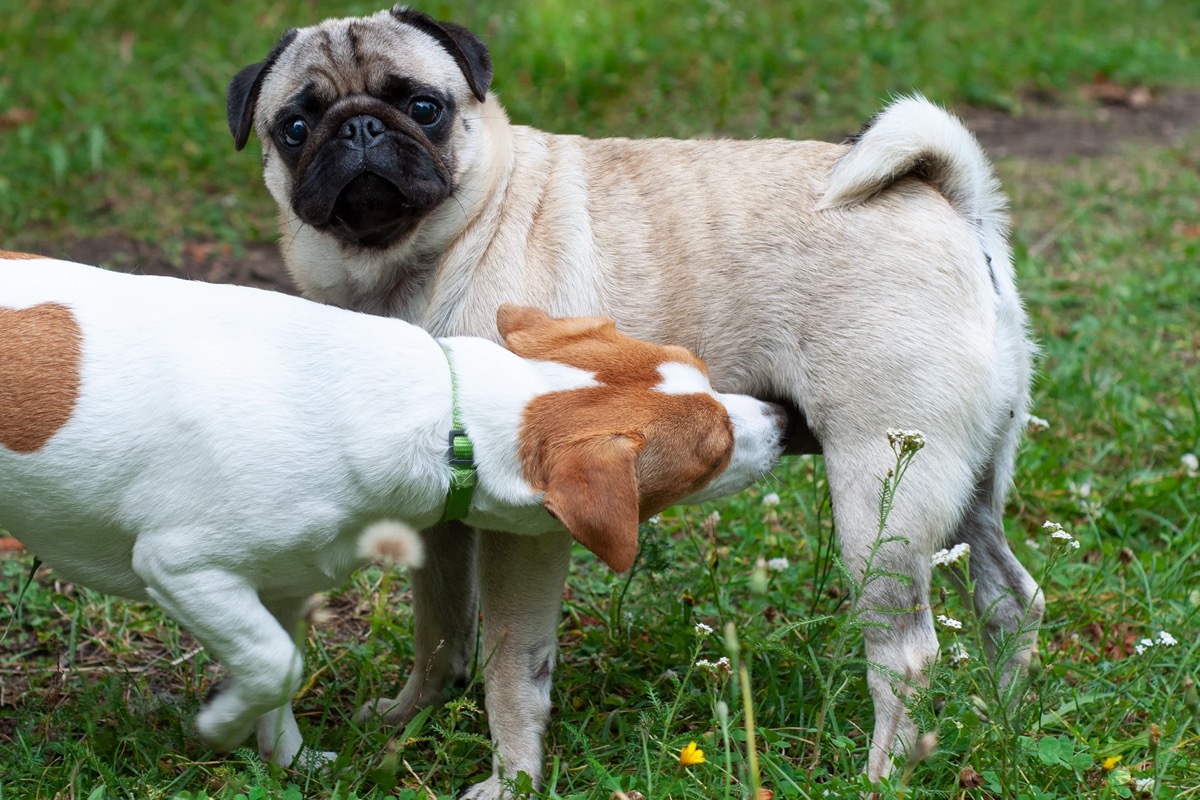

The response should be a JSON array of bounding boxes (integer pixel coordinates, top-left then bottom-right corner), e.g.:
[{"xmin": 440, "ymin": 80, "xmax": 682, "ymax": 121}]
[
  {"xmin": 1, "ymin": 0, "xmax": 1198, "ymax": 249},
  {"xmin": 2, "ymin": 1, "xmax": 1200, "ymax": 798}
]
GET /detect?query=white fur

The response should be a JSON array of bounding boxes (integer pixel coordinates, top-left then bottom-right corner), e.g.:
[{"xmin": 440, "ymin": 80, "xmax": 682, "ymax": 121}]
[
  {"xmin": 653, "ymin": 362, "xmax": 713, "ymax": 396},
  {"xmin": 0, "ymin": 257, "xmax": 783, "ymax": 767}
]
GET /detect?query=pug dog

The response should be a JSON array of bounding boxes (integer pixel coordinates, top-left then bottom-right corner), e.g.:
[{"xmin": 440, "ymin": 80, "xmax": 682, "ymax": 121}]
[{"xmin": 228, "ymin": 7, "xmax": 1041, "ymax": 798}]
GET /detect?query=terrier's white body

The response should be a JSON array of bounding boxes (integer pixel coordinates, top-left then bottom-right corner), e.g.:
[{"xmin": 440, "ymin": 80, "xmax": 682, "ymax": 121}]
[{"xmin": 0, "ymin": 255, "xmax": 784, "ymax": 766}]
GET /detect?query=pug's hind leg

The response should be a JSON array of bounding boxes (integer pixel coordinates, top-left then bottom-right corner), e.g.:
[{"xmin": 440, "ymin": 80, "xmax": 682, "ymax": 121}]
[
  {"xmin": 823, "ymin": 437, "xmax": 969, "ymax": 781},
  {"xmin": 950, "ymin": 461, "xmax": 1044, "ymax": 693}
]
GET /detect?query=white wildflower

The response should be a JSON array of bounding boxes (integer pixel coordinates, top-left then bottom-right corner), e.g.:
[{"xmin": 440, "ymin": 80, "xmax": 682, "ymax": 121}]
[
  {"xmin": 694, "ymin": 622, "xmax": 713, "ymax": 637},
  {"xmin": 1069, "ymin": 481, "xmax": 1105, "ymax": 517},
  {"xmin": 945, "ymin": 642, "xmax": 971, "ymax": 664},
  {"xmin": 1025, "ymin": 413, "xmax": 1050, "ymax": 431},
  {"xmin": 766, "ymin": 556, "xmax": 790, "ymax": 572},
  {"xmin": 886, "ymin": 428, "xmax": 926, "ymax": 455},
  {"xmin": 1043, "ymin": 520, "xmax": 1081, "ymax": 549},
  {"xmin": 708, "ymin": 510, "xmax": 721, "ymax": 524},
  {"xmin": 1134, "ymin": 777, "xmax": 1155, "ymax": 792},
  {"xmin": 1157, "ymin": 630, "xmax": 1177, "ymax": 647},
  {"xmin": 937, "ymin": 614, "xmax": 963, "ymax": 630},
  {"xmin": 1183, "ymin": 453, "xmax": 1199, "ymax": 476},
  {"xmin": 761, "ymin": 492, "xmax": 781, "ymax": 508},
  {"xmin": 696, "ymin": 656, "xmax": 731, "ymax": 674},
  {"xmin": 931, "ymin": 543, "xmax": 971, "ymax": 567},
  {"xmin": 1135, "ymin": 638, "xmax": 1155, "ymax": 656}
]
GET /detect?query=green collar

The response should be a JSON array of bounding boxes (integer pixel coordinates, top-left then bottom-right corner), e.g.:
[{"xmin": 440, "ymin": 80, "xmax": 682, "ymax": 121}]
[{"xmin": 439, "ymin": 344, "xmax": 476, "ymax": 522}]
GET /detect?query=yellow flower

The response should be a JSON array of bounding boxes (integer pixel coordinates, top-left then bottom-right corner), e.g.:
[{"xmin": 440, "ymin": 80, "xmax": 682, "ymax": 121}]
[
  {"xmin": 679, "ymin": 741, "xmax": 706, "ymax": 766},
  {"xmin": 1102, "ymin": 755, "xmax": 1123, "ymax": 771}
]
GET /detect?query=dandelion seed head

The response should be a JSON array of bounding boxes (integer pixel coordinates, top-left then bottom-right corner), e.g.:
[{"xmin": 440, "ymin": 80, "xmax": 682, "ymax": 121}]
[
  {"xmin": 357, "ymin": 520, "xmax": 425, "ymax": 568},
  {"xmin": 1134, "ymin": 777, "xmax": 1154, "ymax": 792}
]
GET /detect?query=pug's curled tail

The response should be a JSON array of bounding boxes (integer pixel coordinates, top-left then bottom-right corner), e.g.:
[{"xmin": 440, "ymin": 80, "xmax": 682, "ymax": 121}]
[
  {"xmin": 818, "ymin": 94, "xmax": 1007, "ymax": 232},
  {"xmin": 817, "ymin": 93, "xmax": 1015, "ymax": 297}
]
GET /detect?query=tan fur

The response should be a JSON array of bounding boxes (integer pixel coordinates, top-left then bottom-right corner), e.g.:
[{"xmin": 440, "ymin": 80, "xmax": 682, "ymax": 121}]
[
  {"xmin": 0, "ymin": 251, "xmax": 45, "ymax": 260},
  {"xmin": 0, "ymin": 303, "xmax": 82, "ymax": 453}
]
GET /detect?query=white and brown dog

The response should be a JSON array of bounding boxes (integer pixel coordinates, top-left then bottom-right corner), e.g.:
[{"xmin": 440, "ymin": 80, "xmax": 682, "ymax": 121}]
[{"xmin": 0, "ymin": 253, "xmax": 785, "ymax": 767}]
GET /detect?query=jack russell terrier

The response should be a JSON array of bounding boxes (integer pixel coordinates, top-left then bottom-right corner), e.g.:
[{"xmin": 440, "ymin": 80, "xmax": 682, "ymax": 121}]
[{"xmin": 0, "ymin": 252, "xmax": 786, "ymax": 767}]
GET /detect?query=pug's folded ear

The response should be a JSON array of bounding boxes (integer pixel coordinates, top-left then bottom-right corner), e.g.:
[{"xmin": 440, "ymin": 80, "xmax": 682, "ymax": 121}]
[{"xmin": 227, "ymin": 29, "xmax": 298, "ymax": 151}]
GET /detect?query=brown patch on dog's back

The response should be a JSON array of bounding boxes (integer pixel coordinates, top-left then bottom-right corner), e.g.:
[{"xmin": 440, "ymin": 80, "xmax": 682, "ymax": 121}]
[
  {"xmin": 0, "ymin": 251, "xmax": 45, "ymax": 260},
  {"xmin": 0, "ymin": 303, "xmax": 82, "ymax": 452},
  {"xmin": 497, "ymin": 304, "xmax": 708, "ymax": 389}
]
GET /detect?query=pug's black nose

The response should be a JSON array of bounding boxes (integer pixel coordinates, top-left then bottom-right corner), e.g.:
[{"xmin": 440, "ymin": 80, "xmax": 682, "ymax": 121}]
[{"xmin": 338, "ymin": 115, "xmax": 387, "ymax": 148}]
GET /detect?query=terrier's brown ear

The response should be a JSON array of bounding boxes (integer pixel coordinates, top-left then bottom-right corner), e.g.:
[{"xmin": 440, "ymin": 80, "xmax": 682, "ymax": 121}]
[
  {"xmin": 496, "ymin": 304, "xmax": 552, "ymax": 340},
  {"xmin": 540, "ymin": 433, "xmax": 643, "ymax": 572},
  {"xmin": 497, "ymin": 304, "xmax": 616, "ymax": 359}
]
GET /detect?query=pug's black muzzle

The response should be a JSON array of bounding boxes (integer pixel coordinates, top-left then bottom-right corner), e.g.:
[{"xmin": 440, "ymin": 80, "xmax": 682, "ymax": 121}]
[{"xmin": 292, "ymin": 114, "xmax": 451, "ymax": 249}]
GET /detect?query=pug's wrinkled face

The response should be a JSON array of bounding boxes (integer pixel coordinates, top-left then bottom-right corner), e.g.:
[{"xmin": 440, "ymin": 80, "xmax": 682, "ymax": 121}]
[{"xmin": 227, "ymin": 7, "xmax": 492, "ymax": 251}]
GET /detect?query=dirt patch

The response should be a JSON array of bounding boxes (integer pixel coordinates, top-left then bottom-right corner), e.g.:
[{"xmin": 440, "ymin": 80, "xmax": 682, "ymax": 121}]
[{"xmin": 965, "ymin": 87, "xmax": 1200, "ymax": 160}]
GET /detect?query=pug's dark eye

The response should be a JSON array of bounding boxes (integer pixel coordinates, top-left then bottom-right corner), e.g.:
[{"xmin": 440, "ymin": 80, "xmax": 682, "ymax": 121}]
[
  {"xmin": 280, "ymin": 117, "xmax": 308, "ymax": 147},
  {"xmin": 407, "ymin": 98, "xmax": 442, "ymax": 126}
]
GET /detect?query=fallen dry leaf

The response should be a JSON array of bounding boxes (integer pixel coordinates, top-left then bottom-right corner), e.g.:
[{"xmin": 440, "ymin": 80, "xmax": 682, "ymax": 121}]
[{"xmin": 0, "ymin": 107, "xmax": 36, "ymax": 130}]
